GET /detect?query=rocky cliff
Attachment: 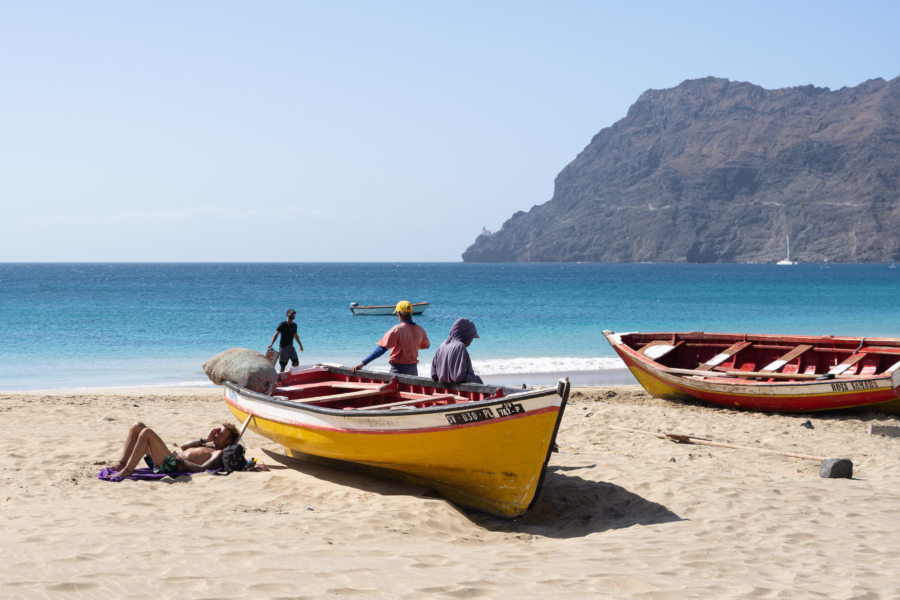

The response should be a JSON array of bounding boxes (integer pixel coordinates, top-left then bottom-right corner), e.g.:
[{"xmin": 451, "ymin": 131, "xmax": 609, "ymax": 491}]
[{"xmin": 462, "ymin": 77, "xmax": 900, "ymax": 263}]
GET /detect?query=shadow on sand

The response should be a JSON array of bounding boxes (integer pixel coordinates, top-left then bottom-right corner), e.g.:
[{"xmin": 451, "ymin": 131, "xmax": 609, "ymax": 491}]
[
  {"xmin": 464, "ymin": 465, "xmax": 683, "ymax": 537},
  {"xmin": 262, "ymin": 450, "xmax": 682, "ymax": 539}
]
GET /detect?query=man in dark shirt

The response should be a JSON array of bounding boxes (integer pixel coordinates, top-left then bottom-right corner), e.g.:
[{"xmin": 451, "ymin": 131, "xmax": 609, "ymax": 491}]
[{"xmin": 268, "ymin": 308, "xmax": 304, "ymax": 372}]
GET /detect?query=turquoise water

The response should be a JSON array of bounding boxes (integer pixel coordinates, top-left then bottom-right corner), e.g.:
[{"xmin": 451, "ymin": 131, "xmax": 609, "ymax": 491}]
[{"xmin": 2, "ymin": 262, "xmax": 899, "ymax": 390}]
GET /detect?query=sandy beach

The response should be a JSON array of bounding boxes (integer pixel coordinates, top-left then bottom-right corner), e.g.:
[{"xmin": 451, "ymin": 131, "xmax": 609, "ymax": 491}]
[{"xmin": 3, "ymin": 384, "xmax": 900, "ymax": 599}]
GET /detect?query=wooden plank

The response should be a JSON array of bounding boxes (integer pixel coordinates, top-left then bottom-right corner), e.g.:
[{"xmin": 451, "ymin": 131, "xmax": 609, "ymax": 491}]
[
  {"xmin": 761, "ymin": 344, "xmax": 814, "ymax": 373},
  {"xmin": 355, "ymin": 394, "xmax": 466, "ymax": 411},
  {"xmin": 638, "ymin": 340, "xmax": 682, "ymax": 360},
  {"xmin": 298, "ymin": 388, "xmax": 393, "ymax": 405},
  {"xmin": 696, "ymin": 341, "xmax": 751, "ymax": 371},
  {"xmin": 331, "ymin": 382, "xmax": 384, "ymax": 390},
  {"xmin": 851, "ymin": 346, "xmax": 900, "ymax": 355},
  {"xmin": 279, "ymin": 381, "xmax": 380, "ymax": 393},
  {"xmin": 827, "ymin": 352, "xmax": 867, "ymax": 376},
  {"xmin": 668, "ymin": 366, "xmax": 822, "ymax": 381},
  {"xmin": 723, "ymin": 370, "xmax": 821, "ymax": 381}
]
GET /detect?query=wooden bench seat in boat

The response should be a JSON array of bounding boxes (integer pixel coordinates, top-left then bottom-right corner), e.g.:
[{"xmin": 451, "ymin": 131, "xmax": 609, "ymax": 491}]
[
  {"xmin": 638, "ymin": 340, "xmax": 684, "ymax": 360},
  {"xmin": 697, "ymin": 341, "xmax": 751, "ymax": 371},
  {"xmin": 761, "ymin": 344, "xmax": 814, "ymax": 373},
  {"xmin": 827, "ymin": 352, "xmax": 867, "ymax": 376}
]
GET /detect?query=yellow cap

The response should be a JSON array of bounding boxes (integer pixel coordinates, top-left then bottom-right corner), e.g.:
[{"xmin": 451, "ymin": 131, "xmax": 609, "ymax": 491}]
[{"xmin": 393, "ymin": 300, "xmax": 413, "ymax": 314}]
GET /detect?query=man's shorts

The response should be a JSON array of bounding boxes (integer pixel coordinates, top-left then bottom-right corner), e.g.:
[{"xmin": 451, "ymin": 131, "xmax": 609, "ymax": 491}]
[
  {"xmin": 145, "ymin": 452, "xmax": 180, "ymax": 474},
  {"xmin": 279, "ymin": 345, "xmax": 299, "ymax": 365},
  {"xmin": 389, "ymin": 363, "xmax": 418, "ymax": 376}
]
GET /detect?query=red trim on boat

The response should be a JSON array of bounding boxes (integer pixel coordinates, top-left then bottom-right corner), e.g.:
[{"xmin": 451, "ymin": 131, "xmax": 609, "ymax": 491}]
[{"xmin": 224, "ymin": 394, "xmax": 560, "ymax": 435}]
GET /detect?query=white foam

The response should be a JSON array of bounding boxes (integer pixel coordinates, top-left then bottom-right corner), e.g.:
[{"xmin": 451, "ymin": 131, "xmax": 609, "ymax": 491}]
[
  {"xmin": 329, "ymin": 356, "xmax": 626, "ymax": 376},
  {"xmin": 0, "ymin": 356, "xmax": 628, "ymax": 391},
  {"xmin": 472, "ymin": 356, "xmax": 625, "ymax": 375}
]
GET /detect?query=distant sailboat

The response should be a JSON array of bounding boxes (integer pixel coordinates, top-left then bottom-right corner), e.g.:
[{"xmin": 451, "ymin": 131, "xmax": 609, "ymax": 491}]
[
  {"xmin": 776, "ymin": 236, "xmax": 797, "ymax": 265},
  {"xmin": 822, "ymin": 258, "xmax": 829, "ymax": 269},
  {"xmin": 891, "ymin": 259, "xmax": 896, "ymax": 269}
]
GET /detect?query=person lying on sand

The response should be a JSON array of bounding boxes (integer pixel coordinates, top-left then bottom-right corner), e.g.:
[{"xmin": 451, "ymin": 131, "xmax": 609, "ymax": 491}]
[{"xmin": 107, "ymin": 421, "xmax": 239, "ymax": 479}]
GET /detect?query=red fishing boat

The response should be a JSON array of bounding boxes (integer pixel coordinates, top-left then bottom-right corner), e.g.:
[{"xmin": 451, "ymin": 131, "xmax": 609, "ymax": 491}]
[{"xmin": 604, "ymin": 330, "xmax": 900, "ymax": 413}]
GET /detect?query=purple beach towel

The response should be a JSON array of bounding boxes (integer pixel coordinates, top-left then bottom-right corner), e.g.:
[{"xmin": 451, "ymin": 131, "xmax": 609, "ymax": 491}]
[{"xmin": 98, "ymin": 467, "xmax": 198, "ymax": 482}]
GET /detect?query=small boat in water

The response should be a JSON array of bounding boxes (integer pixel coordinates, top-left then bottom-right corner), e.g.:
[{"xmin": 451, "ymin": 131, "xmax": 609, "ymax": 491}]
[
  {"xmin": 349, "ymin": 301, "xmax": 429, "ymax": 315},
  {"xmin": 221, "ymin": 363, "xmax": 569, "ymax": 518},
  {"xmin": 604, "ymin": 330, "xmax": 900, "ymax": 413}
]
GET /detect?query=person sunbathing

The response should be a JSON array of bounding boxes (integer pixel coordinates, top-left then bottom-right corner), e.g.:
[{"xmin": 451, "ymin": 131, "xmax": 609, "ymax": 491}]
[{"xmin": 107, "ymin": 421, "xmax": 239, "ymax": 479}]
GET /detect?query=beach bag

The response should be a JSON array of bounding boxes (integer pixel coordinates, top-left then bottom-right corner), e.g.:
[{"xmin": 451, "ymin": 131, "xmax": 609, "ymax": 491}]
[
  {"xmin": 264, "ymin": 346, "xmax": 279, "ymax": 366},
  {"xmin": 202, "ymin": 348, "xmax": 277, "ymax": 394},
  {"xmin": 221, "ymin": 443, "xmax": 246, "ymax": 473}
]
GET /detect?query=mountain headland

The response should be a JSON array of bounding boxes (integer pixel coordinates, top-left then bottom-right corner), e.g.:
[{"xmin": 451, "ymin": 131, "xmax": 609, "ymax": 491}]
[{"xmin": 462, "ymin": 76, "xmax": 900, "ymax": 263}]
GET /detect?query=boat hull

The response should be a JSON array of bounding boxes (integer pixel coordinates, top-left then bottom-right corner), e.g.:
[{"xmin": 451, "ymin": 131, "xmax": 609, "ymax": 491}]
[
  {"xmin": 604, "ymin": 330, "xmax": 900, "ymax": 413},
  {"xmin": 223, "ymin": 365, "xmax": 569, "ymax": 518}
]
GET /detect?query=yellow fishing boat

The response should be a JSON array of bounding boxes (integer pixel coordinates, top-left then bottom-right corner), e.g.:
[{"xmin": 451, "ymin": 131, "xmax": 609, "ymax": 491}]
[{"xmin": 222, "ymin": 364, "xmax": 569, "ymax": 518}]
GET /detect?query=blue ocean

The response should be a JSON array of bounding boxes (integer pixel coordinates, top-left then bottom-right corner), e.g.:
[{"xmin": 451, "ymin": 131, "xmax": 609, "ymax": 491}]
[{"xmin": 2, "ymin": 262, "xmax": 899, "ymax": 390}]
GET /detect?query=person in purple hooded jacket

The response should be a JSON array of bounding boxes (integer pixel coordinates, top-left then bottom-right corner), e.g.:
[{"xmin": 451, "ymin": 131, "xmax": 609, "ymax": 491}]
[{"xmin": 430, "ymin": 318, "xmax": 483, "ymax": 384}]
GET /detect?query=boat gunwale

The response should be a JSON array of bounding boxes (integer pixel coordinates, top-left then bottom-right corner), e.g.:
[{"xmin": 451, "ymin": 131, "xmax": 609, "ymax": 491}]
[
  {"xmin": 224, "ymin": 367, "xmax": 562, "ymax": 418},
  {"xmin": 609, "ymin": 329, "xmax": 900, "ymax": 347}
]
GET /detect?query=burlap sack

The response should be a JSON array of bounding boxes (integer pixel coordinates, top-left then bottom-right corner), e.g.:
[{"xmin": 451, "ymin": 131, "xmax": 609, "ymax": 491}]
[{"xmin": 202, "ymin": 348, "xmax": 277, "ymax": 394}]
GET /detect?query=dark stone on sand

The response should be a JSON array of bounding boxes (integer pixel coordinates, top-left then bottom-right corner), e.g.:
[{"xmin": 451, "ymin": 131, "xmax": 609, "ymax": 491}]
[{"xmin": 819, "ymin": 458, "xmax": 853, "ymax": 479}]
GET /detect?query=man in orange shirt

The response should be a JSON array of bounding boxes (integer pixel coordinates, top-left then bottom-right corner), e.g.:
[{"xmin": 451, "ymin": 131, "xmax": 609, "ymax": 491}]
[{"xmin": 352, "ymin": 300, "xmax": 430, "ymax": 376}]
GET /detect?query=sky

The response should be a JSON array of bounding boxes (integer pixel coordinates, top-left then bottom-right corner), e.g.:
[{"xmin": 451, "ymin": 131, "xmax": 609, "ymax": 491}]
[{"xmin": 2, "ymin": 1, "xmax": 899, "ymax": 262}]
